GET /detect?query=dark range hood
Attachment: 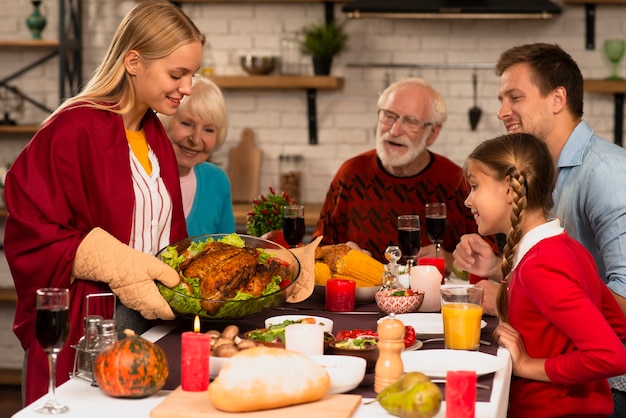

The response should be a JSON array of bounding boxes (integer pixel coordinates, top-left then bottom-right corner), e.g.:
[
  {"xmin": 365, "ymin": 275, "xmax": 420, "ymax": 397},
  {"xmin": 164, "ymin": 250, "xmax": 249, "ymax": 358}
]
[{"xmin": 342, "ymin": 0, "xmax": 562, "ymax": 20}]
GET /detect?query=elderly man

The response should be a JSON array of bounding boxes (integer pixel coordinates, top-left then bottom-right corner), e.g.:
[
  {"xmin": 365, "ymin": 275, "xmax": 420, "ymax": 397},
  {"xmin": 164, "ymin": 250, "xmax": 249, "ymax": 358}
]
[{"xmin": 313, "ymin": 77, "xmax": 482, "ymax": 267}]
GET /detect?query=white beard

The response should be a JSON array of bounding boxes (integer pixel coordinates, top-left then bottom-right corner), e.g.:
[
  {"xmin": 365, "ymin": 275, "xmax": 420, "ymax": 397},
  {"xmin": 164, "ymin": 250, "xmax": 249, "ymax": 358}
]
[{"xmin": 376, "ymin": 131, "xmax": 428, "ymax": 169}]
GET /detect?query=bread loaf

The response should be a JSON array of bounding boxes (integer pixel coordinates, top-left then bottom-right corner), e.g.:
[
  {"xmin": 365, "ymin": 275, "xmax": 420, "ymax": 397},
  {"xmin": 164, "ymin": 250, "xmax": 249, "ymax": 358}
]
[{"xmin": 208, "ymin": 346, "xmax": 330, "ymax": 412}]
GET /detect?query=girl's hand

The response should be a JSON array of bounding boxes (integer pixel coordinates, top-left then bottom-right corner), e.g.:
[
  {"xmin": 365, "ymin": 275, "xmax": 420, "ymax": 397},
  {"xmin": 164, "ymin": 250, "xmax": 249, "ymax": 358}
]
[{"xmin": 494, "ymin": 322, "xmax": 549, "ymax": 382}]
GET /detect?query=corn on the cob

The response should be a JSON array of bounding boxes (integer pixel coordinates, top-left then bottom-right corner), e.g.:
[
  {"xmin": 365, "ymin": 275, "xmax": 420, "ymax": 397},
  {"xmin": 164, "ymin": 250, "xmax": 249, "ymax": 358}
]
[
  {"xmin": 335, "ymin": 250, "xmax": 384, "ymax": 286},
  {"xmin": 314, "ymin": 262, "xmax": 333, "ymax": 286}
]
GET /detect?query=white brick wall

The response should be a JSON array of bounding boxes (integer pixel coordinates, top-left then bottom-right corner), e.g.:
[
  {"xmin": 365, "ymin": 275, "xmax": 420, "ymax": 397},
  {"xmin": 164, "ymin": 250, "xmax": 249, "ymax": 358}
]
[{"xmin": 0, "ymin": 0, "xmax": 624, "ymax": 368}]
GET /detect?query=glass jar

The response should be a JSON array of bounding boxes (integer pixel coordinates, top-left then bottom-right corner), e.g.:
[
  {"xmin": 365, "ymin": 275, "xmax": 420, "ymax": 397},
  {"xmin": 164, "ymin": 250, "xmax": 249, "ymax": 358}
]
[
  {"xmin": 280, "ymin": 32, "xmax": 302, "ymax": 75},
  {"xmin": 94, "ymin": 319, "xmax": 117, "ymax": 351},
  {"xmin": 279, "ymin": 154, "xmax": 303, "ymax": 203}
]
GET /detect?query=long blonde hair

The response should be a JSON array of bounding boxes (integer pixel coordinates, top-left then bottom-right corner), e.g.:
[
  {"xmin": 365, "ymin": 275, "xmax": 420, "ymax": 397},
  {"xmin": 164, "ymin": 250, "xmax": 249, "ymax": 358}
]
[
  {"xmin": 465, "ymin": 133, "xmax": 555, "ymax": 322},
  {"xmin": 46, "ymin": 0, "xmax": 204, "ymax": 122}
]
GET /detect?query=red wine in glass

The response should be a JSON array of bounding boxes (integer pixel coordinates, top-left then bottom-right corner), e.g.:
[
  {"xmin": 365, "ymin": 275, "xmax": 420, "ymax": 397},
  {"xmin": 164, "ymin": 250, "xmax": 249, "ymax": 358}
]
[
  {"xmin": 283, "ymin": 205, "xmax": 305, "ymax": 248},
  {"xmin": 425, "ymin": 203, "xmax": 447, "ymax": 257},
  {"xmin": 397, "ymin": 215, "xmax": 421, "ymax": 269},
  {"xmin": 35, "ymin": 288, "xmax": 70, "ymax": 414}
]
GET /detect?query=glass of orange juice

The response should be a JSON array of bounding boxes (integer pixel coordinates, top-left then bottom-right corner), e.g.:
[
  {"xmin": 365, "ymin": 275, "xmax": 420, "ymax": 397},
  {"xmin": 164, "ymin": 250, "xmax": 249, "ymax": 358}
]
[{"xmin": 440, "ymin": 286, "xmax": 484, "ymax": 350}]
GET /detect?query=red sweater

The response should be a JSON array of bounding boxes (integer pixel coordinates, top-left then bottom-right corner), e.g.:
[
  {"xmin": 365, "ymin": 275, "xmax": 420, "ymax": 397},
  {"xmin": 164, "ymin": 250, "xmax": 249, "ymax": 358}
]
[
  {"xmin": 508, "ymin": 233, "xmax": 626, "ymax": 417},
  {"xmin": 4, "ymin": 106, "xmax": 187, "ymax": 405},
  {"xmin": 312, "ymin": 149, "xmax": 481, "ymax": 262}
]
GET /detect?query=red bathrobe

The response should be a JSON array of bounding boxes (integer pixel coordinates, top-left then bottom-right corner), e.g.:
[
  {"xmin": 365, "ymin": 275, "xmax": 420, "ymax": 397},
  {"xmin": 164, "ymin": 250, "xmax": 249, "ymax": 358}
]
[{"xmin": 3, "ymin": 105, "xmax": 187, "ymax": 405}]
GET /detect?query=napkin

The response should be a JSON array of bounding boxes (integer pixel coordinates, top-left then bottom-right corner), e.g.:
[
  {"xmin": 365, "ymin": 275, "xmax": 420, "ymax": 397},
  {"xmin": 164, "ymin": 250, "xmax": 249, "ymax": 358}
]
[{"xmin": 286, "ymin": 236, "xmax": 323, "ymax": 303}]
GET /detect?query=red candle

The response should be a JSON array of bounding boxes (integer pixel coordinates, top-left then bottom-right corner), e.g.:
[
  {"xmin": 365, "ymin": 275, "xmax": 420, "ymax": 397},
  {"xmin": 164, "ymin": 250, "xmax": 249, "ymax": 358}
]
[
  {"xmin": 469, "ymin": 273, "xmax": 487, "ymax": 284},
  {"xmin": 325, "ymin": 278, "xmax": 356, "ymax": 312},
  {"xmin": 417, "ymin": 257, "xmax": 445, "ymax": 283},
  {"xmin": 181, "ymin": 315, "xmax": 210, "ymax": 391},
  {"xmin": 445, "ymin": 370, "xmax": 477, "ymax": 418}
]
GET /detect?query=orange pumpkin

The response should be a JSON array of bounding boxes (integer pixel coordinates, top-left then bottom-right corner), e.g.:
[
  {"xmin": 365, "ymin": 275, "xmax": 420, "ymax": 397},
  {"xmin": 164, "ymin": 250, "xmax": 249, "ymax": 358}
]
[{"xmin": 93, "ymin": 329, "xmax": 169, "ymax": 398}]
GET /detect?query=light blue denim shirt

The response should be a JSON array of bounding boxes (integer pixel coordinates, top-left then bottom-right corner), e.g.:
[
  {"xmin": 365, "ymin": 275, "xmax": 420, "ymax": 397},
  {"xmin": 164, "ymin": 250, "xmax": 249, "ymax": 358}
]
[
  {"xmin": 554, "ymin": 120, "xmax": 626, "ymax": 393},
  {"xmin": 554, "ymin": 120, "xmax": 626, "ymax": 298}
]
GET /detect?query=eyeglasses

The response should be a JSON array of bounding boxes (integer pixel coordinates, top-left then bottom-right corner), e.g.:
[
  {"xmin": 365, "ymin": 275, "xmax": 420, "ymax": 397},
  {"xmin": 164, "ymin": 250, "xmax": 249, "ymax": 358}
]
[{"xmin": 377, "ymin": 109, "xmax": 433, "ymax": 133}]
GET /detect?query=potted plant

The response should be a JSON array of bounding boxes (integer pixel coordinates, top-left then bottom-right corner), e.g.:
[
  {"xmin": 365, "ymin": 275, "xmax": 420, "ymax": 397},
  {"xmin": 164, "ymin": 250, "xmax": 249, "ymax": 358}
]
[{"xmin": 300, "ymin": 21, "xmax": 348, "ymax": 76}]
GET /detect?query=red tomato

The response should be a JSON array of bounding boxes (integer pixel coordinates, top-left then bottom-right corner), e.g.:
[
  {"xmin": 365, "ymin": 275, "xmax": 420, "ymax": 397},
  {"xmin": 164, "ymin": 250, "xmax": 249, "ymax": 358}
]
[{"xmin": 279, "ymin": 279, "xmax": 292, "ymax": 289}]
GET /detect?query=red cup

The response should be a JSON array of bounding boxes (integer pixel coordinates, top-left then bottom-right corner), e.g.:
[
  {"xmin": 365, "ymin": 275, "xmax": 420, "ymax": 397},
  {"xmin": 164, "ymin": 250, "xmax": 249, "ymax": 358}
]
[
  {"xmin": 469, "ymin": 273, "xmax": 487, "ymax": 284},
  {"xmin": 325, "ymin": 278, "xmax": 356, "ymax": 312},
  {"xmin": 417, "ymin": 257, "xmax": 445, "ymax": 283}
]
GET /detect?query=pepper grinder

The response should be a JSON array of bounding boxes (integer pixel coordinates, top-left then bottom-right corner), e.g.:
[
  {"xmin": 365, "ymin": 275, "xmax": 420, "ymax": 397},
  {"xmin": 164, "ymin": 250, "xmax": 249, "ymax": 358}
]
[{"xmin": 374, "ymin": 313, "xmax": 405, "ymax": 393}]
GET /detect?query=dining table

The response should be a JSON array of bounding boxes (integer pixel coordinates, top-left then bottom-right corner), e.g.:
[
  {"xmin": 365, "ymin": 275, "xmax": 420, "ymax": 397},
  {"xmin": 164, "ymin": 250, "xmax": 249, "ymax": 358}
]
[{"xmin": 12, "ymin": 279, "xmax": 512, "ymax": 418}]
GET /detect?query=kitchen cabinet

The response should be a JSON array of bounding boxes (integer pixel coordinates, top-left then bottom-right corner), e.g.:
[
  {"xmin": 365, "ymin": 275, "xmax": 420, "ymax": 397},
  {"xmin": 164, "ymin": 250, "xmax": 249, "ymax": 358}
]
[{"xmin": 563, "ymin": 0, "xmax": 626, "ymax": 49}]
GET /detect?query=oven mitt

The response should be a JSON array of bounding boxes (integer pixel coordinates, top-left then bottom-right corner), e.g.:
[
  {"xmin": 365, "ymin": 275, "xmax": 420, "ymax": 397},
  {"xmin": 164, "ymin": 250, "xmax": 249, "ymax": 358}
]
[
  {"xmin": 286, "ymin": 235, "xmax": 323, "ymax": 303},
  {"xmin": 71, "ymin": 227, "xmax": 179, "ymax": 320}
]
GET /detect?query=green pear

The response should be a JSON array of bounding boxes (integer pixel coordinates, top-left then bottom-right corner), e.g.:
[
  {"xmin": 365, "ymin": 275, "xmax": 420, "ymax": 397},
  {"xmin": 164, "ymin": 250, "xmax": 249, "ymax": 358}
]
[{"xmin": 377, "ymin": 372, "xmax": 442, "ymax": 418}]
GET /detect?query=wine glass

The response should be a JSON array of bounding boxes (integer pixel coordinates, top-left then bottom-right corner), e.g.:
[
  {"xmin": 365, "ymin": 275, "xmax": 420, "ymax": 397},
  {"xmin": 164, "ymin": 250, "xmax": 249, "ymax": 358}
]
[
  {"xmin": 604, "ymin": 39, "xmax": 626, "ymax": 80},
  {"xmin": 35, "ymin": 288, "xmax": 70, "ymax": 414},
  {"xmin": 425, "ymin": 203, "xmax": 447, "ymax": 258},
  {"xmin": 283, "ymin": 205, "xmax": 305, "ymax": 248},
  {"xmin": 397, "ymin": 215, "xmax": 421, "ymax": 272}
]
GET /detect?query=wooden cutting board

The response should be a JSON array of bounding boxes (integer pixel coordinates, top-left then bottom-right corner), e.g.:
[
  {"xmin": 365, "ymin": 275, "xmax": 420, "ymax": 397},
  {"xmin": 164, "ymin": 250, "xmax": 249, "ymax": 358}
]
[
  {"xmin": 227, "ymin": 127, "xmax": 262, "ymax": 203},
  {"xmin": 150, "ymin": 387, "xmax": 362, "ymax": 418}
]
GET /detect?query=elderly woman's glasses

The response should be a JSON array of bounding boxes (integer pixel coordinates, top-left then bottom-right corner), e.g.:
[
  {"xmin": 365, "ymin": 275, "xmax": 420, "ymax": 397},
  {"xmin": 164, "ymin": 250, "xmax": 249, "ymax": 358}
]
[{"xmin": 378, "ymin": 109, "xmax": 433, "ymax": 133}]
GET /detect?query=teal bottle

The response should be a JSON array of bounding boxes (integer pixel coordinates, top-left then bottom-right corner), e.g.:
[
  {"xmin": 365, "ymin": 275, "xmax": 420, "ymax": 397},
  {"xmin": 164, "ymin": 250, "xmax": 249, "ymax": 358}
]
[{"xmin": 26, "ymin": 1, "xmax": 47, "ymax": 40}]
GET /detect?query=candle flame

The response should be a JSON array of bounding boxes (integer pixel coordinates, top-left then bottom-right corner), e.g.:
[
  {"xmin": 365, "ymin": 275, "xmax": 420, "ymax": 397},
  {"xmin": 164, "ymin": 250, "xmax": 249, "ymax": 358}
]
[{"xmin": 194, "ymin": 315, "xmax": 200, "ymax": 333}]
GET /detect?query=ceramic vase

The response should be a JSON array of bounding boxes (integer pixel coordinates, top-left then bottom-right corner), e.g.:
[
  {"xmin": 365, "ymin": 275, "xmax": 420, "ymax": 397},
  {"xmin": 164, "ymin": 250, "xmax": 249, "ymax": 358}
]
[{"xmin": 26, "ymin": 0, "xmax": 47, "ymax": 40}]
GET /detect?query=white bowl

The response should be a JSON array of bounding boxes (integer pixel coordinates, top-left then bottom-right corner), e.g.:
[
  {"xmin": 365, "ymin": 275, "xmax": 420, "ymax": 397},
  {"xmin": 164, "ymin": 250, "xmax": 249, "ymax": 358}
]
[
  {"xmin": 309, "ymin": 354, "xmax": 366, "ymax": 394},
  {"xmin": 264, "ymin": 315, "xmax": 334, "ymax": 334},
  {"xmin": 210, "ymin": 356, "xmax": 230, "ymax": 379},
  {"xmin": 355, "ymin": 286, "xmax": 379, "ymax": 304}
]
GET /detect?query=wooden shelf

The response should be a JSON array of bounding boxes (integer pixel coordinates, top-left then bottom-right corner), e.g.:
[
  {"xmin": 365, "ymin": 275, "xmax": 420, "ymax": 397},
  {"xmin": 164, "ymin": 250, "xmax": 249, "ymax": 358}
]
[
  {"xmin": 0, "ymin": 39, "xmax": 59, "ymax": 48},
  {"xmin": 0, "ymin": 125, "xmax": 39, "ymax": 134},
  {"xmin": 213, "ymin": 75, "xmax": 343, "ymax": 90},
  {"xmin": 176, "ymin": 0, "xmax": 347, "ymax": 2},
  {"xmin": 563, "ymin": 0, "xmax": 626, "ymax": 4},
  {"xmin": 584, "ymin": 79, "xmax": 626, "ymax": 93},
  {"xmin": 0, "ymin": 288, "xmax": 17, "ymax": 303},
  {"xmin": 584, "ymin": 79, "xmax": 626, "ymax": 146}
]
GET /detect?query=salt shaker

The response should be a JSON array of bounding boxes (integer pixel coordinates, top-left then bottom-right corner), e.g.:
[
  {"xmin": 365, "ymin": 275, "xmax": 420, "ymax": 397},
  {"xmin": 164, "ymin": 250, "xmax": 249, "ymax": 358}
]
[
  {"xmin": 94, "ymin": 319, "xmax": 117, "ymax": 351},
  {"xmin": 374, "ymin": 314, "xmax": 405, "ymax": 393}
]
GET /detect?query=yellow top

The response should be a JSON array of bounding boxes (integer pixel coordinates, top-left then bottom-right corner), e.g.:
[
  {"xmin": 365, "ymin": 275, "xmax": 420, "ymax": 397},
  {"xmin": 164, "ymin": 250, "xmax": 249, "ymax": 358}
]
[{"xmin": 126, "ymin": 129, "xmax": 152, "ymax": 175}]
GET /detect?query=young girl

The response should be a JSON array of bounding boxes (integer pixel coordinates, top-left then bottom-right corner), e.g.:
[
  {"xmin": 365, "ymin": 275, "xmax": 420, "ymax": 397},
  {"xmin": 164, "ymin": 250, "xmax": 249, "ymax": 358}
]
[
  {"xmin": 464, "ymin": 133, "xmax": 626, "ymax": 417},
  {"xmin": 4, "ymin": 0, "xmax": 203, "ymax": 405}
]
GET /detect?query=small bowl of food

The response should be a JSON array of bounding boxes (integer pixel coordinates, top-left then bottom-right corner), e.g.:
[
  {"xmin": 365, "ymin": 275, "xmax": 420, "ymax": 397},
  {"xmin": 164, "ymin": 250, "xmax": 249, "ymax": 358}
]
[
  {"xmin": 328, "ymin": 336, "xmax": 379, "ymax": 373},
  {"xmin": 309, "ymin": 355, "xmax": 367, "ymax": 394},
  {"xmin": 240, "ymin": 55, "xmax": 277, "ymax": 75},
  {"xmin": 375, "ymin": 288, "xmax": 425, "ymax": 314},
  {"xmin": 265, "ymin": 315, "xmax": 334, "ymax": 334}
]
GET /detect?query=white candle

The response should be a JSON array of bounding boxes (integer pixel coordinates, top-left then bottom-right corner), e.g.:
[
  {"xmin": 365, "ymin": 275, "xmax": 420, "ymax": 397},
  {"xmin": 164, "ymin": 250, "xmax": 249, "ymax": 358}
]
[
  {"xmin": 410, "ymin": 265, "xmax": 443, "ymax": 312},
  {"xmin": 285, "ymin": 323, "xmax": 324, "ymax": 356}
]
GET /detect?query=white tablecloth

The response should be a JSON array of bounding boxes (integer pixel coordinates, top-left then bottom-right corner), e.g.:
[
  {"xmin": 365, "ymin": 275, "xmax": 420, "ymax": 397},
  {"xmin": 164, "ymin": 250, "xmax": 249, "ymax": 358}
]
[{"xmin": 13, "ymin": 324, "xmax": 512, "ymax": 418}]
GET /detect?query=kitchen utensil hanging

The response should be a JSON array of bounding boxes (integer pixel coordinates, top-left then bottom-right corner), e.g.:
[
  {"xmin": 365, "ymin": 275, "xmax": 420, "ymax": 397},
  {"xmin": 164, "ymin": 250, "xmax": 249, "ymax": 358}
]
[{"xmin": 469, "ymin": 71, "xmax": 482, "ymax": 131}]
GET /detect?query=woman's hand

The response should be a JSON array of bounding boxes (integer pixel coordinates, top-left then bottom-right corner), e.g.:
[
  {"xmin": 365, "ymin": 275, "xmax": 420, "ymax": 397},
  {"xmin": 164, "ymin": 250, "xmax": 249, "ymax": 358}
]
[{"xmin": 494, "ymin": 322, "xmax": 549, "ymax": 382}]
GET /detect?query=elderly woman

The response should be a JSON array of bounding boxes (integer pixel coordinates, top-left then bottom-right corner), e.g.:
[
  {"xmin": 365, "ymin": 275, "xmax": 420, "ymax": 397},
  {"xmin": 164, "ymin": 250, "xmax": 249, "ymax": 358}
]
[{"xmin": 159, "ymin": 77, "xmax": 235, "ymax": 236}]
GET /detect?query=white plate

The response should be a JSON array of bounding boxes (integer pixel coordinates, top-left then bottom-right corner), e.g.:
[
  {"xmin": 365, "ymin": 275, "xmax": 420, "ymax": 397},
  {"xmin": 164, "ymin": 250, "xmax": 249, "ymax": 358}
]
[
  {"xmin": 265, "ymin": 315, "xmax": 334, "ymax": 333},
  {"xmin": 393, "ymin": 313, "xmax": 486, "ymax": 335},
  {"xmin": 401, "ymin": 349, "xmax": 506, "ymax": 378},
  {"xmin": 404, "ymin": 340, "xmax": 423, "ymax": 351}
]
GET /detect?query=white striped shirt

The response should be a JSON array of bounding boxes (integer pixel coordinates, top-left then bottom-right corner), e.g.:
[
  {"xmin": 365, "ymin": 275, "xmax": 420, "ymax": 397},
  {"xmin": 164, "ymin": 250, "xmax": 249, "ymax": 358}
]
[{"xmin": 128, "ymin": 146, "xmax": 173, "ymax": 255}]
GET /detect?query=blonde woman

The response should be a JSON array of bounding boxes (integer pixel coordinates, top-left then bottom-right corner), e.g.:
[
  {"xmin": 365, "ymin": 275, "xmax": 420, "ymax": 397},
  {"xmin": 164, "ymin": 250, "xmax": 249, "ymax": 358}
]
[{"xmin": 4, "ymin": 0, "xmax": 203, "ymax": 405}]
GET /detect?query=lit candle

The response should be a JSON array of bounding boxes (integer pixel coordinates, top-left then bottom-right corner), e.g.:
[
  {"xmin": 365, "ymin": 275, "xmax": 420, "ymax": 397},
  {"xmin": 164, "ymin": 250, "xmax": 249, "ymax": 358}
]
[
  {"xmin": 325, "ymin": 278, "xmax": 356, "ymax": 312},
  {"xmin": 445, "ymin": 370, "xmax": 477, "ymax": 418},
  {"xmin": 181, "ymin": 315, "xmax": 210, "ymax": 391}
]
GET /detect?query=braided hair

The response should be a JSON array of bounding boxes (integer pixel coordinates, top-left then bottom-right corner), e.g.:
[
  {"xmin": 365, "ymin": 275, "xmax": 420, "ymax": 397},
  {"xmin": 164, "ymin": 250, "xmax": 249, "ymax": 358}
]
[{"xmin": 465, "ymin": 133, "xmax": 555, "ymax": 322}]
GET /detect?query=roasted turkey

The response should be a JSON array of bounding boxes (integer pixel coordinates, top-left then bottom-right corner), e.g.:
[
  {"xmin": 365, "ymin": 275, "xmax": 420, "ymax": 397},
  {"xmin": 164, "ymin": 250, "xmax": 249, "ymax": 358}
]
[{"xmin": 178, "ymin": 241, "xmax": 290, "ymax": 314}]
